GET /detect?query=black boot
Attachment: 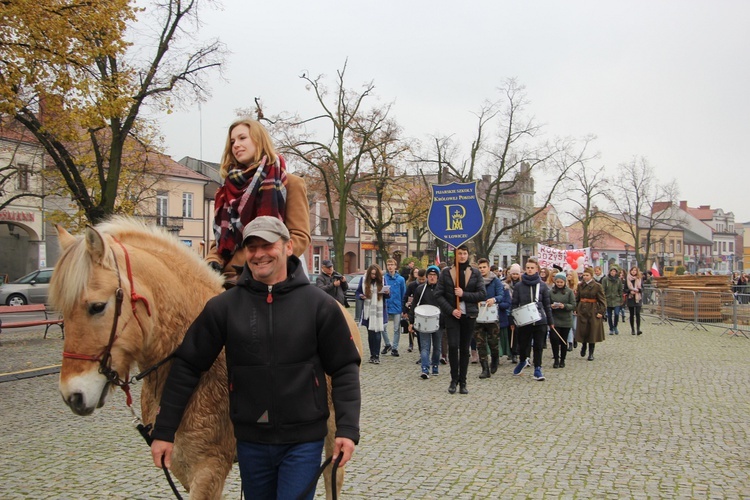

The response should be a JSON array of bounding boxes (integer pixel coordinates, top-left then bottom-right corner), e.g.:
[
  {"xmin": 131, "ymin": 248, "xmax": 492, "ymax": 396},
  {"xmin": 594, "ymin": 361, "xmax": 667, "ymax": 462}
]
[
  {"xmin": 511, "ymin": 354, "xmax": 518, "ymax": 363},
  {"xmin": 459, "ymin": 382, "xmax": 469, "ymax": 394},
  {"xmin": 448, "ymin": 380, "xmax": 457, "ymax": 394},
  {"xmin": 588, "ymin": 344, "xmax": 595, "ymax": 361},
  {"xmin": 580, "ymin": 344, "xmax": 587, "ymax": 357},
  {"xmin": 479, "ymin": 360, "xmax": 491, "ymax": 379},
  {"xmin": 553, "ymin": 357, "xmax": 560, "ymax": 369},
  {"xmin": 490, "ymin": 354, "xmax": 499, "ymax": 374}
]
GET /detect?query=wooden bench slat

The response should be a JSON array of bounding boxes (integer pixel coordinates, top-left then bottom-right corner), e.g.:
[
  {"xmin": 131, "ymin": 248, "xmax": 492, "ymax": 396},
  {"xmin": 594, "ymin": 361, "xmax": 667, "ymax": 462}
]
[{"xmin": 0, "ymin": 304, "xmax": 64, "ymax": 340}]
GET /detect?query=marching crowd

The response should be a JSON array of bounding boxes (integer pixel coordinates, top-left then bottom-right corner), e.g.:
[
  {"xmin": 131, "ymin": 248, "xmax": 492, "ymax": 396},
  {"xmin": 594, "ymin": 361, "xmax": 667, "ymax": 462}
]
[{"xmin": 356, "ymin": 254, "xmax": 649, "ymax": 394}]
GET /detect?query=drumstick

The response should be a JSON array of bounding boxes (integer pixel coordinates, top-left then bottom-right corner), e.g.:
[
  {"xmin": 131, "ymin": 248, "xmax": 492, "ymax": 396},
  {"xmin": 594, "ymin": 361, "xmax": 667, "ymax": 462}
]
[
  {"xmin": 510, "ymin": 324, "xmax": 515, "ymax": 351},
  {"xmin": 550, "ymin": 325, "xmax": 567, "ymax": 344}
]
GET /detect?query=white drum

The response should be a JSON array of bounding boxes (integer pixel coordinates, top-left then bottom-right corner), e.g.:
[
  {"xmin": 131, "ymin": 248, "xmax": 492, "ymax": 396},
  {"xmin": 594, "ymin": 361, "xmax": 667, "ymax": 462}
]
[
  {"xmin": 476, "ymin": 301, "xmax": 499, "ymax": 324},
  {"xmin": 512, "ymin": 302, "xmax": 542, "ymax": 327},
  {"xmin": 414, "ymin": 305, "xmax": 441, "ymax": 333}
]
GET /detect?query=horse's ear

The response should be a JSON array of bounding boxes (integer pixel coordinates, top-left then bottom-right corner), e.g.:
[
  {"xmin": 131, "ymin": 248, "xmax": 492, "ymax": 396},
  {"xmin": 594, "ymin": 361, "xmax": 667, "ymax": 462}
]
[
  {"xmin": 84, "ymin": 226, "xmax": 108, "ymax": 264},
  {"xmin": 56, "ymin": 225, "xmax": 76, "ymax": 250}
]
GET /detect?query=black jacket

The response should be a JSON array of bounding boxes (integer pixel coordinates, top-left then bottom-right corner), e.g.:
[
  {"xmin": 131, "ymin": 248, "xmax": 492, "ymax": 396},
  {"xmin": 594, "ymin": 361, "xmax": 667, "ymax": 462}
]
[
  {"xmin": 407, "ymin": 282, "xmax": 444, "ymax": 329},
  {"xmin": 152, "ymin": 256, "xmax": 361, "ymax": 446},
  {"xmin": 511, "ymin": 273, "xmax": 554, "ymax": 327},
  {"xmin": 316, "ymin": 271, "xmax": 349, "ymax": 305},
  {"xmin": 435, "ymin": 264, "xmax": 486, "ymax": 318}
]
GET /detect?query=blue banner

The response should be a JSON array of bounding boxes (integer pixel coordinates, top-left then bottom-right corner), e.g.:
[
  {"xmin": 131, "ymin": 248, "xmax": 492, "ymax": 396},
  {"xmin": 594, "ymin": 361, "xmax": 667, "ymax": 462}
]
[{"xmin": 428, "ymin": 181, "xmax": 484, "ymax": 249}]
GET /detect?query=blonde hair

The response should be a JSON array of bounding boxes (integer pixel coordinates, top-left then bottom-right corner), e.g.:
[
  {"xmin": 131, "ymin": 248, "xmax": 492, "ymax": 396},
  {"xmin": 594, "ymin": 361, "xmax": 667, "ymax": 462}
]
[
  {"xmin": 219, "ymin": 119, "xmax": 278, "ymax": 179},
  {"xmin": 566, "ymin": 269, "xmax": 579, "ymax": 289},
  {"xmin": 629, "ymin": 266, "xmax": 642, "ymax": 279}
]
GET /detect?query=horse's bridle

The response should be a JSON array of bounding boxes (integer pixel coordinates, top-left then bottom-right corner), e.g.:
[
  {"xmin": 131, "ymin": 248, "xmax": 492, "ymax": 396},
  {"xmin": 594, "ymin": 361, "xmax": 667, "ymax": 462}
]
[{"xmin": 62, "ymin": 237, "xmax": 152, "ymax": 405}]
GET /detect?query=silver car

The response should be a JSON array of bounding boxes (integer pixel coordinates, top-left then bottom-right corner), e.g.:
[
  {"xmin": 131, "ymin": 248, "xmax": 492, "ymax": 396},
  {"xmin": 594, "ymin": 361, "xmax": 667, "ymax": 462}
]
[{"xmin": 0, "ymin": 268, "xmax": 54, "ymax": 306}]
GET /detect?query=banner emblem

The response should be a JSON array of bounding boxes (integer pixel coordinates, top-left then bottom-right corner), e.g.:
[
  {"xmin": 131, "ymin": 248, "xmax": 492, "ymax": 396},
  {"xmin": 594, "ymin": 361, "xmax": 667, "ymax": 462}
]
[{"xmin": 428, "ymin": 181, "xmax": 484, "ymax": 249}]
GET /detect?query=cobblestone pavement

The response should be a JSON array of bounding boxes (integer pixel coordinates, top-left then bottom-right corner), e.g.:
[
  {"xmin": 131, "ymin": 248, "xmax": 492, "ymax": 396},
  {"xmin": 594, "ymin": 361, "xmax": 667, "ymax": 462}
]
[{"xmin": 1, "ymin": 317, "xmax": 749, "ymax": 499}]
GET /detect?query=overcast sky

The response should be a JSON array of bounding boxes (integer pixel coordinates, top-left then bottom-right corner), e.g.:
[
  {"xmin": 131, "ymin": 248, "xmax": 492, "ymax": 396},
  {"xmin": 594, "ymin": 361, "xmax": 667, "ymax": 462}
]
[{"xmin": 156, "ymin": 0, "xmax": 750, "ymax": 224}]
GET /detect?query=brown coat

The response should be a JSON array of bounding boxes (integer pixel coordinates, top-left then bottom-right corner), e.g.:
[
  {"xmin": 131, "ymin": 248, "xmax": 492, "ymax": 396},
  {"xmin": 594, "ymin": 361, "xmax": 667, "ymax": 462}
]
[
  {"xmin": 206, "ymin": 172, "xmax": 311, "ymax": 276},
  {"xmin": 575, "ymin": 279, "xmax": 607, "ymax": 344}
]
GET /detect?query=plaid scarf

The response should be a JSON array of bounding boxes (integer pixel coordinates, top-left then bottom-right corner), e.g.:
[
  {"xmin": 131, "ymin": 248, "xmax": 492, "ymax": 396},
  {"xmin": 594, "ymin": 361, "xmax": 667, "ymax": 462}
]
[{"xmin": 213, "ymin": 155, "xmax": 288, "ymax": 263}]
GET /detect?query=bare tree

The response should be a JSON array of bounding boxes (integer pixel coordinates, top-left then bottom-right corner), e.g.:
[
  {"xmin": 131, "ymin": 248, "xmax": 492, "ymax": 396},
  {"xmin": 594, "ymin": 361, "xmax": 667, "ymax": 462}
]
[
  {"xmin": 266, "ymin": 61, "xmax": 397, "ymax": 271},
  {"xmin": 348, "ymin": 123, "xmax": 410, "ymax": 263},
  {"xmin": 606, "ymin": 156, "xmax": 682, "ymax": 268},
  {"xmin": 563, "ymin": 162, "xmax": 608, "ymax": 248},
  {"xmin": 414, "ymin": 79, "xmax": 594, "ymax": 259},
  {"xmin": 1, "ymin": 0, "xmax": 224, "ymax": 223}
]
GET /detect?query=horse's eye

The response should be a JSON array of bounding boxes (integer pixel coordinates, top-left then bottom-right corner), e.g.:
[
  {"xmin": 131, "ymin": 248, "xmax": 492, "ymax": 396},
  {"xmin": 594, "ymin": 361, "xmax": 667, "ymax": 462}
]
[{"xmin": 88, "ymin": 302, "xmax": 107, "ymax": 315}]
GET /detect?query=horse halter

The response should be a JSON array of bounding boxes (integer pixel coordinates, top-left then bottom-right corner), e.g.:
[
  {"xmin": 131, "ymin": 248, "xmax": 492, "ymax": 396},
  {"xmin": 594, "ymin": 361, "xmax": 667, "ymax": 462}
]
[{"xmin": 62, "ymin": 237, "xmax": 152, "ymax": 405}]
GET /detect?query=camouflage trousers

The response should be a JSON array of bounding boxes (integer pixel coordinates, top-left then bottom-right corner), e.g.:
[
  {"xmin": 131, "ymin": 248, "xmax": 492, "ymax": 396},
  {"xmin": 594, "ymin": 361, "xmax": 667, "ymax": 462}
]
[{"xmin": 474, "ymin": 321, "xmax": 500, "ymax": 362}]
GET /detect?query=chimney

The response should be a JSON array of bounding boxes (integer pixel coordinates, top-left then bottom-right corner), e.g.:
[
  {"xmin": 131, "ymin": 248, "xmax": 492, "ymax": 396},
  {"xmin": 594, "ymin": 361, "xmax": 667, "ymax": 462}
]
[{"xmin": 679, "ymin": 200, "xmax": 687, "ymax": 210}]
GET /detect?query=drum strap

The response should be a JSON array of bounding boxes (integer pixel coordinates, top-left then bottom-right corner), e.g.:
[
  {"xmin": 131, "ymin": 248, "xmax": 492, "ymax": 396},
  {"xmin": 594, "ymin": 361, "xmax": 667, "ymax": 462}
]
[{"xmin": 416, "ymin": 283, "xmax": 427, "ymax": 307}]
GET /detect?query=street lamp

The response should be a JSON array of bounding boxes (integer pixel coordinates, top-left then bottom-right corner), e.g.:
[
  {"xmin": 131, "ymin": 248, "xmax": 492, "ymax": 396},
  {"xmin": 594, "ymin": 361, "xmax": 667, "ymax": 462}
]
[{"xmin": 326, "ymin": 236, "xmax": 334, "ymax": 262}]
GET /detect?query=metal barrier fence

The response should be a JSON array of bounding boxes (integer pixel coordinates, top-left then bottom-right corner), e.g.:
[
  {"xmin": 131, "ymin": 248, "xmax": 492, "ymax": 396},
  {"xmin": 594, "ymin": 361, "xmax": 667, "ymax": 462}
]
[{"xmin": 642, "ymin": 285, "xmax": 749, "ymax": 338}]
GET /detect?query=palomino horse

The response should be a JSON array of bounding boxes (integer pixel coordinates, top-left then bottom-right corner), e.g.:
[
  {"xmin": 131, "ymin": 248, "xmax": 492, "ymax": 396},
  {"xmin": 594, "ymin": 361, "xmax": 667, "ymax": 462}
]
[{"xmin": 50, "ymin": 217, "xmax": 362, "ymax": 499}]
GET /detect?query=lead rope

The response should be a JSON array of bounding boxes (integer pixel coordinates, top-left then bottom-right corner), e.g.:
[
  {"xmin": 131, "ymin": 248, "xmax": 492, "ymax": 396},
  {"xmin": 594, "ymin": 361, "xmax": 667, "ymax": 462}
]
[{"xmin": 296, "ymin": 454, "xmax": 344, "ymax": 500}]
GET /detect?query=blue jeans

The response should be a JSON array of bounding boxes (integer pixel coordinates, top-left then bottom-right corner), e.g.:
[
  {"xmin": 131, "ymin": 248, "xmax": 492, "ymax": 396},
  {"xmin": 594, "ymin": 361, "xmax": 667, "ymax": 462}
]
[
  {"xmin": 367, "ymin": 329, "xmax": 382, "ymax": 360},
  {"xmin": 568, "ymin": 316, "xmax": 577, "ymax": 343},
  {"xmin": 418, "ymin": 329, "xmax": 443, "ymax": 374},
  {"xmin": 606, "ymin": 306, "xmax": 621, "ymax": 332},
  {"xmin": 236, "ymin": 439, "xmax": 325, "ymax": 500},
  {"xmin": 387, "ymin": 313, "xmax": 401, "ymax": 350}
]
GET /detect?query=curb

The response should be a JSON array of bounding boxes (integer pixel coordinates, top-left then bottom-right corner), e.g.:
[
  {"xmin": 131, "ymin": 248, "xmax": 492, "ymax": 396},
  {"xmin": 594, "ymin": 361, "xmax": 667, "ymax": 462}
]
[{"xmin": 0, "ymin": 365, "xmax": 60, "ymax": 383}]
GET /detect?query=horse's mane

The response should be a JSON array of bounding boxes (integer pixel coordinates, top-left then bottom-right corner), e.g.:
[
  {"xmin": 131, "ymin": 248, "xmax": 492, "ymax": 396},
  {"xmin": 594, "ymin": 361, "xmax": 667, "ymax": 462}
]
[{"xmin": 50, "ymin": 216, "xmax": 224, "ymax": 313}]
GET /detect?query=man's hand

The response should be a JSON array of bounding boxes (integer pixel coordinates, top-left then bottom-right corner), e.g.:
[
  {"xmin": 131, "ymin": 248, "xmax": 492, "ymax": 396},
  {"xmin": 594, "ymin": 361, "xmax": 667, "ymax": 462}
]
[
  {"xmin": 454, "ymin": 287, "xmax": 464, "ymax": 297},
  {"xmin": 486, "ymin": 298, "xmax": 496, "ymax": 306},
  {"xmin": 333, "ymin": 279, "xmax": 341, "ymax": 287},
  {"xmin": 151, "ymin": 439, "xmax": 174, "ymax": 469},
  {"xmin": 332, "ymin": 437, "xmax": 356, "ymax": 467},
  {"xmin": 452, "ymin": 309, "xmax": 462, "ymax": 319}
]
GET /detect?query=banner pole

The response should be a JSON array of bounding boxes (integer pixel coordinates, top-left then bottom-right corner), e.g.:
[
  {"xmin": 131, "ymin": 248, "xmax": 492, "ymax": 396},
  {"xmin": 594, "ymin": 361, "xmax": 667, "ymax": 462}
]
[{"xmin": 454, "ymin": 263, "xmax": 460, "ymax": 311}]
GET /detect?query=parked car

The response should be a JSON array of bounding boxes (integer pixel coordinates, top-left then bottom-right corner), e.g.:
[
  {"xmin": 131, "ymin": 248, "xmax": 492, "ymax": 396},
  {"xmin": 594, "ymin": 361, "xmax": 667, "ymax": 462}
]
[
  {"xmin": 346, "ymin": 274, "xmax": 365, "ymax": 322},
  {"xmin": 345, "ymin": 274, "xmax": 364, "ymax": 301},
  {"xmin": 0, "ymin": 268, "xmax": 54, "ymax": 306}
]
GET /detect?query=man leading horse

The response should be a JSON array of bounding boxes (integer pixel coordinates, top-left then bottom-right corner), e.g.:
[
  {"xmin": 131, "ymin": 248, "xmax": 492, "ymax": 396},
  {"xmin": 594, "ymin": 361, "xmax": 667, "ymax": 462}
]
[{"xmin": 150, "ymin": 216, "xmax": 362, "ymax": 499}]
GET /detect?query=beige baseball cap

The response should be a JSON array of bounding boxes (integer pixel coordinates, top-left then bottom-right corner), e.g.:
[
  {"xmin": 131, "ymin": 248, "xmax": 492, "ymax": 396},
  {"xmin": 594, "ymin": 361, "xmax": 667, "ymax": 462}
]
[{"xmin": 241, "ymin": 216, "xmax": 290, "ymax": 246}]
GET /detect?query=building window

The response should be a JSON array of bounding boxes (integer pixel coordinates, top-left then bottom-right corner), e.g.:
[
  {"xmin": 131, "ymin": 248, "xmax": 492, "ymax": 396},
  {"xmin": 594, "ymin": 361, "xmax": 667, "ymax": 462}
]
[
  {"xmin": 723, "ymin": 241, "xmax": 727, "ymax": 252},
  {"xmin": 669, "ymin": 241, "xmax": 674, "ymax": 252},
  {"xmin": 677, "ymin": 241, "xmax": 681, "ymax": 253},
  {"xmin": 156, "ymin": 191, "xmax": 168, "ymax": 226},
  {"xmin": 320, "ymin": 218, "xmax": 329, "ymax": 235},
  {"xmin": 16, "ymin": 164, "xmax": 30, "ymax": 190},
  {"xmin": 182, "ymin": 193, "xmax": 193, "ymax": 218},
  {"xmin": 729, "ymin": 242, "xmax": 734, "ymax": 252}
]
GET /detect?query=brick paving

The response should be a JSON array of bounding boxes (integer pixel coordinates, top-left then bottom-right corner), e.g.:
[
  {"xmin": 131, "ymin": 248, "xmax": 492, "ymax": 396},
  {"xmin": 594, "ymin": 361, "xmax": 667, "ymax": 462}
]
[{"xmin": 0, "ymin": 316, "xmax": 749, "ymax": 499}]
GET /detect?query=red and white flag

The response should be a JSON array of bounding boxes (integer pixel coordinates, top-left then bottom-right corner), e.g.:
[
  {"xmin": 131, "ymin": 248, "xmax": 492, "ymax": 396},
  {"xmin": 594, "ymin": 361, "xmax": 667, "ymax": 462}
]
[
  {"xmin": 435, "ymin": 247, "xmax": 441, "ymax": 266},
  {"xmin": 651, "ymin": 261, "xmax": 661, "ymax": 277}
]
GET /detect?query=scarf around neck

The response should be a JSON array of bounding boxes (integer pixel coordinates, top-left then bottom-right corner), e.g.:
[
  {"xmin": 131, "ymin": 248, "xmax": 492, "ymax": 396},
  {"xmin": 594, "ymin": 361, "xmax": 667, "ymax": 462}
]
[
  {"xmin": 363, "ymin": 282, "xmax": 384, "ymax": 332},
  {"xmin": 213, "ymin": 155, "xmax": 288, "ymax": 264},
  {"xmin": 627, "ymin": 275, "xmax": 642, "ymax": 303}
]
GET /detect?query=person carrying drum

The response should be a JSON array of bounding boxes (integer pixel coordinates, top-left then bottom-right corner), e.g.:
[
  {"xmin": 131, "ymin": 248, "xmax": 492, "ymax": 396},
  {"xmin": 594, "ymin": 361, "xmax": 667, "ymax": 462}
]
[
  {"xmin": 408, "ymin": 266, "xmax": 444, "ymax": 379},
  {"xmin": 510, "ymin": 257, "xmax": 554, "ymax": 382},
  {"xmin": 474, "ymin": 258, "xmax": 511, "ymax": 379}
]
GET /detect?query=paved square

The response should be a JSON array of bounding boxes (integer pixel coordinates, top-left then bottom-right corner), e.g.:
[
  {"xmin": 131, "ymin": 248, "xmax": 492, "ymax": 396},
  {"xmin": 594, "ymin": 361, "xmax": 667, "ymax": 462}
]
[{"xmin": 0, "ymin": 316, "xmax": 748, "ymax": 498}]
